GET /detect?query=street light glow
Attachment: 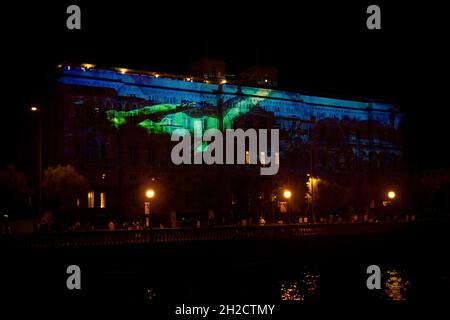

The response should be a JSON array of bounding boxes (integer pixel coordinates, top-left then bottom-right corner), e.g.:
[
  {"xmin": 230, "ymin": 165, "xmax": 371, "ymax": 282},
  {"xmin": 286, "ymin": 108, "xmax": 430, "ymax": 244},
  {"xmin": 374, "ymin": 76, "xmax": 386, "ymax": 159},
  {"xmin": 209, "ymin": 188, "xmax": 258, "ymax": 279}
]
[
  {"xmin": 283, "ymin": 190, "xmax": 292, "ymax": 199},
  {"xmin": 146, "ymin": 189, "xmax": 155, "ymax": 199},
  {"xmin": 388, "ymin": 191, "xmax": 396, "ymax": 199},
  {"xmin": 81, "ymin": 63, "xmax": 95, "ymax": 69},
  {"xmin": 30, "ymin": 106, "xmax": 38, "ymax": 112}
]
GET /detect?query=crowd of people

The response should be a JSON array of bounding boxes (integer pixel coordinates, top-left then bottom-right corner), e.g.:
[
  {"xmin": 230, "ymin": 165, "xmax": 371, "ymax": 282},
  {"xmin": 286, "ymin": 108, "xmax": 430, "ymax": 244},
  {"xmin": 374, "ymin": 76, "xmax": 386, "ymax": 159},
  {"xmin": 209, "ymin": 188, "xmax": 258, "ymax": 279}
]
[{"xmin": 30, "ymin": 211, "xmax": 420, "ymax": 233}]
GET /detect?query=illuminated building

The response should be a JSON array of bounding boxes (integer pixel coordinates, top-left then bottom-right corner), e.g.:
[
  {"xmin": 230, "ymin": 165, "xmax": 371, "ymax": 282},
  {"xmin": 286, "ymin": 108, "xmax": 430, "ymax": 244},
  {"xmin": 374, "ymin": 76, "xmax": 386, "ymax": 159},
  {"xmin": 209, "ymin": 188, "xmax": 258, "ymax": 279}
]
[{"xmin": 47, "ymin": 63, "xmax": 403, "ymax": 223}]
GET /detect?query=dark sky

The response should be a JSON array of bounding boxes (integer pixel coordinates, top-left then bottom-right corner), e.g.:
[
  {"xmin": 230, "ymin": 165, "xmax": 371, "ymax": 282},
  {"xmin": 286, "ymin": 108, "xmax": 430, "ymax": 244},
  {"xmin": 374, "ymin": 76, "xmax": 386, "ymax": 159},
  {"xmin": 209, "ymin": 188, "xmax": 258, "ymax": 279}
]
[{"xmin": 2, "ymin": 1, "xmax": 449, "ymax": 169}]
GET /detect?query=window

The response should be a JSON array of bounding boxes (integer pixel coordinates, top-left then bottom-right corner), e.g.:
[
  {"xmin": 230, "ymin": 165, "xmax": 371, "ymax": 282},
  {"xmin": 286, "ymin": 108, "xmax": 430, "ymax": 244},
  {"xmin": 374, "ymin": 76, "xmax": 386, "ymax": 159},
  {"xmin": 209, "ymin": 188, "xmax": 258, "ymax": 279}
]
[
  {"xmin": 87, "ymin": 107, "xmax": 96, "ymax": 119},
  {"xmin": 100, "ymin": 142, "xmax": 106, "ymax": 160},
  {"xmin": 87, "ymin": 191, "xmax": 95, "ymax": 208},
  {"xmin": 86, "ymin": 138, "xmax": 97, "ymax": 161},
  {"xmin": 100, "ymin": 192, "xmax": 106, "ymax": 208},
  {"xmin": 148, "ymin": 146, "xmax": 154, "ymax": 163},
  {"xmin": 194, "ymin": 119, "xmax": 202, "ymax": 133},
  {"xmin": 260, "ymin": 151, "xmax": 266, "ymax": 165},
  {"xmin": 74, "ymin": 106, "xmax": 81, "ymax": 118},
  {"xmin": 75, "ymin": 143, "xmax": 81, "ymax": 160},
  {"xmin": 245, "ymin": 151, "xmax": 250, "ymax": 164},
  {"xmin": 129, "ymin": 114, "xmax": 136, "ymax": 125},
  {"xmin": 129, "ymin": 146, "xmax": 137, "ymax": 162}
]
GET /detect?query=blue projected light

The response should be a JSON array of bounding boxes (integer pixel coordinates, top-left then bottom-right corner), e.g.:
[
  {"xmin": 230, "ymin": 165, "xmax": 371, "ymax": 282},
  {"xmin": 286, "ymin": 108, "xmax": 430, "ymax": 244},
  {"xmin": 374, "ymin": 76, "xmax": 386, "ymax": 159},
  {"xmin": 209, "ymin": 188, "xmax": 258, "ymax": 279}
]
[{"xmin": 59, "ymin": 65, "xmax": 402, "ymax": 152}]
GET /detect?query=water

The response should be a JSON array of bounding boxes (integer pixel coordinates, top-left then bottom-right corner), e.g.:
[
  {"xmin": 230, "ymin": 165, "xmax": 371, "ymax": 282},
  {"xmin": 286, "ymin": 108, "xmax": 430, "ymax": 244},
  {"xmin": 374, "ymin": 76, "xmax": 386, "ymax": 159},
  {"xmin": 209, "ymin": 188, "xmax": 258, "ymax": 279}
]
[
  {"xmin": 2, "ymin": 231, "xmax": 450, "ymax": 315},
  {"xmin": 383, "ymin": 269, "xmax": 411, "ymax": 301},
  {"xmin": 279, "ymin": 270, "xmax": 320, "ymax": 301}
]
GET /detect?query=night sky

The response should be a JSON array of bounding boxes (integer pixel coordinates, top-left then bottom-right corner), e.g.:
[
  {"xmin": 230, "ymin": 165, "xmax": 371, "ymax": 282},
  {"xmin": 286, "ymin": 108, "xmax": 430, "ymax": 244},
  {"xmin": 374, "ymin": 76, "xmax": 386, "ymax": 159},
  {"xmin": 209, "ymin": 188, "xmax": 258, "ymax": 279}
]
[{"xmin": 2, "ymin": 1, "xmax": 449, "ymax": 170}]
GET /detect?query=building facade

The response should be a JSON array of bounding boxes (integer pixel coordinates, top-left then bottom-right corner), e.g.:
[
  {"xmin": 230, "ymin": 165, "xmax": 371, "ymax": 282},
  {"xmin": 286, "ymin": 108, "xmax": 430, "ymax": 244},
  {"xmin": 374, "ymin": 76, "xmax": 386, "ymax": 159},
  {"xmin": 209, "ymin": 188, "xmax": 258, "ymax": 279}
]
[{"xmin": 47, "ymin": 64, "xmax": 403, "ymax": 225}]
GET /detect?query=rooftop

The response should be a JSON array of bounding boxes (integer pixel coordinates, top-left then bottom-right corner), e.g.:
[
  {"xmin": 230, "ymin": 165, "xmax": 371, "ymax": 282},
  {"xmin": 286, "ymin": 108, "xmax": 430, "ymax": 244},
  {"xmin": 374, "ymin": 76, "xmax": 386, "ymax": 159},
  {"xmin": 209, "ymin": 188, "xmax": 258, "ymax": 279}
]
[{"xmin": 58, "ymin": 63, "xmax": 399, "ymax": 113}]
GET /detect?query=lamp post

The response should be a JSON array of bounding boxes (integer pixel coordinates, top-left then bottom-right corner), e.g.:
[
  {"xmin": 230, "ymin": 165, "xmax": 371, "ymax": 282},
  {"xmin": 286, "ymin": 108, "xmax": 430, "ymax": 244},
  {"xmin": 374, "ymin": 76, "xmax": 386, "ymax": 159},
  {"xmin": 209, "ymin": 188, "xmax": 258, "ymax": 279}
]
[
  {"xmin": 307, "ymin": 175, "xmax": 318, "ymax": 224},
  {"xmin": 383, "ymin": 190, "xmax": 396, "ymax": 206},
  {"xmin": 31, "ymin": 106, "xmax": 42, "ymax": 219},
  {"xmin": 310, "ymin": 175, "xmax": 315, "ymax": 224},
  {"xmin": 382, "ymin": 190, "xmax": 397, "ymax": 221},
  {"xmin": 306, "ymin": 118, "xmax": 318, "ymax": 223},
  {"xmin": 145, "ymin": 189, "xmax": 155, "ymax": 228},
  {"xmin": 283, "ymin": 189, "xmax": 292, "ymax": 224}
]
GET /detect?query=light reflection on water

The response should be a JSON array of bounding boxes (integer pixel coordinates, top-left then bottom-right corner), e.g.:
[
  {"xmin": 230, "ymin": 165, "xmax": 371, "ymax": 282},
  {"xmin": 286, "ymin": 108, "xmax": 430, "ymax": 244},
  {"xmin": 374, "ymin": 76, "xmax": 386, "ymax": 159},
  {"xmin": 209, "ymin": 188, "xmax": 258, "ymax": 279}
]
[
  {"xmin": 383, "ymin": 269, "xmax": 411, "ymax": 301},
  {"xmin": 278, "ymin": 267, "xmax": 413, "ymax": 303},
  {"xmin": 146, "ymin": 287, "xmax": 157, "ymax": 301},
  {"xmin": 279, "ymin": 271, "xmax": 320, "ymax": 301}
]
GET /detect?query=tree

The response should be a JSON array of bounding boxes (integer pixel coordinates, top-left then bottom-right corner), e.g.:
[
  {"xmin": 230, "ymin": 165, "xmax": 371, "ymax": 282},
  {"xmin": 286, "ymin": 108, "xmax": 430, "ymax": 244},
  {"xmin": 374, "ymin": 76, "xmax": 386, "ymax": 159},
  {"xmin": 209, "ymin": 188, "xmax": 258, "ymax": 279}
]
[
  {"xmin": 42, "ymin": 165, "xmax": 89, "ymax": 222},
  {"xmin": 314, "ymin": 179, "xmax": 351, "ymax": 219},
  {"xmin": 0, "ymin": 166, "xmax": 32, "ymax": 217}
]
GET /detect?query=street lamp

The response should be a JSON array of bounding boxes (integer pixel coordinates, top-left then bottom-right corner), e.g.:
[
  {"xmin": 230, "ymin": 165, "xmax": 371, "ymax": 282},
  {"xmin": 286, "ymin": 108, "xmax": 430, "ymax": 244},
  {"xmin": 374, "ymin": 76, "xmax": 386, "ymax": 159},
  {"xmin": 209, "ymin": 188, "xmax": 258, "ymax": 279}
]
[
  {"xmin": 306, "ymin": 176, "xmax": 318, "ymax": 224},
  {"xmin": 146, "ymin": 189, "xmax": 155, "ymax": 199},
  {"xmin": 30, "ymin": 106, "xmax": 42, "ymax": 219},
  {"xmin": 283, "ymin": 190, "xmax": 292, "ymax": 199},
  {"xmin": 145, "ymin": 189, "xmax": 155, "ymax": 228},
  {"xmin": 283, "ymin": 189, "xmax": 292, "ymax": 224},
  {"xmin": 388, "ymin": 191, "xmax": 396, "ymax": 200},
  {"xmin": 384, "ymin": 190, "xmax": 397, "ymax": 220}
]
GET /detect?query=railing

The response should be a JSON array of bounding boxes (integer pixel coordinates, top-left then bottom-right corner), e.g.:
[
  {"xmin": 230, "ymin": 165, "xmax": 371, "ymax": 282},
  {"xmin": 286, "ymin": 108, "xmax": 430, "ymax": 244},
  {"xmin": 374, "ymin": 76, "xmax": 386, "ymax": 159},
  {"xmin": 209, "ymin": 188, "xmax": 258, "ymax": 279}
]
[{"xmin": 0, "ymin": 221, "xmax": 440, "ymax": 249}]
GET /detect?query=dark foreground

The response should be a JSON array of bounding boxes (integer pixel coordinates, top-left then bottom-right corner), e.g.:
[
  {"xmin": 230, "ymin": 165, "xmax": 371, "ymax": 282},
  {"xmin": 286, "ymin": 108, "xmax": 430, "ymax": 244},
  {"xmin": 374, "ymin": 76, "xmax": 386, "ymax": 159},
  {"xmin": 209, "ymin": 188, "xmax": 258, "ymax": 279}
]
[{"xmin": 1, "ymin": 221, "xmax": 449, "ymax": 318}]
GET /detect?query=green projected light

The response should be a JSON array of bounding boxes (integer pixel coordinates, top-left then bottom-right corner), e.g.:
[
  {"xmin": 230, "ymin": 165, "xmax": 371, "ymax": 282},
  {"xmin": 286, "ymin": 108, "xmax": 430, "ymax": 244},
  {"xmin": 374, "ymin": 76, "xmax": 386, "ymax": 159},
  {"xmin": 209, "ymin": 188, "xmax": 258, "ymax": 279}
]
[
  {"xmin": 105, "ymin": 88, "xmax": 273, "ymax": 151},
  {"xmin": 106, "ymin": 104, "xmax": 178, "ymax": 129},
  {"xmin": 223, "ymin": 89, "xmax": 270, "ymax": 128}
]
